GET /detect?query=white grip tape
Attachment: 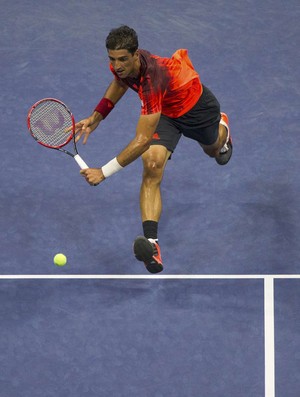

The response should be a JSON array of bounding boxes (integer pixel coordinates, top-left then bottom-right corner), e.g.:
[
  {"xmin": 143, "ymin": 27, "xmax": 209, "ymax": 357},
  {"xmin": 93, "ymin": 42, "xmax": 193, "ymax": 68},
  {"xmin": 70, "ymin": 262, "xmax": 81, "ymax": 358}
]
[{"xmin": 74, "ymin": 154, "xmax": 89, "ymax": 169}]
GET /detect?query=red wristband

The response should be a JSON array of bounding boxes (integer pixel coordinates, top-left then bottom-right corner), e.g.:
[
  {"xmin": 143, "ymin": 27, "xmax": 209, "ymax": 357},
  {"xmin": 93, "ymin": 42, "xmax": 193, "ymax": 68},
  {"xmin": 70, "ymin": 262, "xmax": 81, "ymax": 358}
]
[{"xmin": 94, "ymin": 98, "xmax": 114, "ymax": 119}]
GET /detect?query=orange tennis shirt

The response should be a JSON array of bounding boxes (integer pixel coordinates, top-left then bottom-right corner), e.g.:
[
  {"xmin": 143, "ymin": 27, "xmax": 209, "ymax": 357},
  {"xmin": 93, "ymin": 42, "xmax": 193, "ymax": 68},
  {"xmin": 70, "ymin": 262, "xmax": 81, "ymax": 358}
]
[{"xmin": 110, "ymin": 49, "xmax": 203, "ymax": 118}]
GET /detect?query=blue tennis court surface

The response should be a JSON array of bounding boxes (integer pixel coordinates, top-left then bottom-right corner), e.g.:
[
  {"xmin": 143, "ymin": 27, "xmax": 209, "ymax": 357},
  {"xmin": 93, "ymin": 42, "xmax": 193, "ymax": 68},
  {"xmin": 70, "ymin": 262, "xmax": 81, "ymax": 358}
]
[
  {"xmin": 0, "ymin": 1, "xmax": 299, "ymax": 396},
  {"xmin": 0, "ymin": 279, "xmax": 264, "ymax": 397},
  {"xmin": 275, "ymin": 279, "xmax": 300, "ymax": 397}
]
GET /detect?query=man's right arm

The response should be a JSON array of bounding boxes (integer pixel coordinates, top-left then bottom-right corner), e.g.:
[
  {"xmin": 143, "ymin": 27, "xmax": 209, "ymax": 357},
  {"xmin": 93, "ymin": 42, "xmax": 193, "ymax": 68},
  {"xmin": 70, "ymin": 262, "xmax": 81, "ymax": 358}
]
[
  {"xmin": 75, "ymin": 79, "xmax": 128, "ymax": 144},
  {"xmin": 102, "ymin": 78, "xmax": 128, "ymax": 105}
]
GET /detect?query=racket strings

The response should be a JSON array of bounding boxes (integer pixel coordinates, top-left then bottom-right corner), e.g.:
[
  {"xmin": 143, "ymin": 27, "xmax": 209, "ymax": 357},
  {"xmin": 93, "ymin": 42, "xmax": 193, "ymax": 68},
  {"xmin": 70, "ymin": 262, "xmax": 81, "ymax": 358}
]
[{"xmin": 30, "ymin": 101, "xmax": 73, "ymax": 147}]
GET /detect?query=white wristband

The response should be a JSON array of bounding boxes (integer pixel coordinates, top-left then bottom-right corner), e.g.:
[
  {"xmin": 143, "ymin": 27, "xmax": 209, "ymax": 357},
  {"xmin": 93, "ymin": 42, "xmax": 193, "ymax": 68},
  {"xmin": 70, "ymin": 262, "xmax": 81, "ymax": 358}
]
[{"xmin": 101, "ymin": 157, "xmax": 123, "ymax": 178}]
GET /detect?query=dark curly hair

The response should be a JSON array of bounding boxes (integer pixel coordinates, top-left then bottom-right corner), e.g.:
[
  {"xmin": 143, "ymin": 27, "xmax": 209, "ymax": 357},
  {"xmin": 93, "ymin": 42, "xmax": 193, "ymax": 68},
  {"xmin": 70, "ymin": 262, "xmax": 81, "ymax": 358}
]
[{"xmin": 105, "ymin": 25, "xmax": 139, "ymax": 54}]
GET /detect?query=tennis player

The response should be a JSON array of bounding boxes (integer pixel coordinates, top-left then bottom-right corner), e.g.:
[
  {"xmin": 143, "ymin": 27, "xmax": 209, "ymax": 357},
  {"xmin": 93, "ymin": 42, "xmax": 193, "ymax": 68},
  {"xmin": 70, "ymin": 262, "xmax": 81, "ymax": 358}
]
[{"xmin": 76, "ymin": 25, "xmax": 232, "ymax": 273}]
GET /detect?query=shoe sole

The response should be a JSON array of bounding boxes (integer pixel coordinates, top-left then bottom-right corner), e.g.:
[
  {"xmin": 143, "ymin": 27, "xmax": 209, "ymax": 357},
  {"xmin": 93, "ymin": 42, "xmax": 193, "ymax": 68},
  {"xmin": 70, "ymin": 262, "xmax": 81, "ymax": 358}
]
[
  {"xmin": 133, "ymin": 236, "xmax": 163, "ymax": 274},
  {"xmin": 215, "ymin": 141, "xmax": 232, "ymax": 165},
  {"xmin": 146, "ymin": 262, "xmax": 163, "ymax": 274},
  {"xmin": 133, "ymin": 236, "xmax": 154, "ymax": 261}
]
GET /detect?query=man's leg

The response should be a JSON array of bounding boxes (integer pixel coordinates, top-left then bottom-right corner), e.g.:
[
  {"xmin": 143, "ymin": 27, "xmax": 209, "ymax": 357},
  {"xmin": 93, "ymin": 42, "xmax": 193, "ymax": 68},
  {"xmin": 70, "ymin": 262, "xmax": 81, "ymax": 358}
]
[
  {"xmin": 140, "ymin": 145, "xmax": 171, "ymax": 222},
  {"xmin": 134, "ymin": 144, "xmax": 171, "ymax": 274},
  {"xmin": 200, "ymin": 113, "xmax": 232, "ymax": 165}
]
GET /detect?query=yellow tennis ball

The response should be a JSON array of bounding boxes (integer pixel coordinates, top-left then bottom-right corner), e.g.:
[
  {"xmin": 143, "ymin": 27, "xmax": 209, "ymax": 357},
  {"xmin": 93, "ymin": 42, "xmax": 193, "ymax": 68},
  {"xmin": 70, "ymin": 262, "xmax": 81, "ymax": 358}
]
[{"xmin": 54, "ymin": 253, "xmax": 67, "ymax": 266}]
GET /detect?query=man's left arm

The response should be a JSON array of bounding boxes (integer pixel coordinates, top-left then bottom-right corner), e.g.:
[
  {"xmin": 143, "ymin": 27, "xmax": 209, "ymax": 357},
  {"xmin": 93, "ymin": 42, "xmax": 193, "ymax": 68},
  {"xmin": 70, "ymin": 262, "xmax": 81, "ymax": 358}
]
[
  {"xmin": 80, "ymin": 112, "xmax": 161, "ymax": 185},
  {"xmin": 117, "ymin": 112, "xmax": 160, "ymax": 166}
]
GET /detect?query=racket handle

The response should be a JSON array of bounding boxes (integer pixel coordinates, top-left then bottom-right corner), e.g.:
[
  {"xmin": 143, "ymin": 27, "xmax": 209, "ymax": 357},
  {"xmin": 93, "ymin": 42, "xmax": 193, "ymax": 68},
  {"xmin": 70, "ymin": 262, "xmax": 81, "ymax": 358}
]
[{"xmin": 74, "ymin": 154, "xmax": 89, "ymax": 169}]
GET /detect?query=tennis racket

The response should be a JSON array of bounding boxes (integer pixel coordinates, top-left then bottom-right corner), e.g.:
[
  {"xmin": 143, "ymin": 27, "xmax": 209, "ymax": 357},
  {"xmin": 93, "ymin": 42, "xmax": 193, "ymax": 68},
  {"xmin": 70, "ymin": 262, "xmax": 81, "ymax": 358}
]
[{"xmin": 27, "ymin": 98, "xmax": 88, "ymax": 169}]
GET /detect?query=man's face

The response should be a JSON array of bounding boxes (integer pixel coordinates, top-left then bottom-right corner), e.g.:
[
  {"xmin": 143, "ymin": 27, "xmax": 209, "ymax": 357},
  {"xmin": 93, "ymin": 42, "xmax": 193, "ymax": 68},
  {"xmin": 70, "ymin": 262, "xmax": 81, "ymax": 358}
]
[{"xmin": 108, "ymin": 49, "xmax": 139, "ymax": 78}]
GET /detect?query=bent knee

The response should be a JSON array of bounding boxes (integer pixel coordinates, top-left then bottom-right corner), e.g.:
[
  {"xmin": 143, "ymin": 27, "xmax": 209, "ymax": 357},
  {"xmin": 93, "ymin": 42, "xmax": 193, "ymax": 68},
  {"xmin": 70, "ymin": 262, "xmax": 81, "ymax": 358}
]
[
  {"xmin": 143, "ymin": 157, "xmax": 166, "ymax": 178},
  {"xmin": 200, "ymin": 124, "xmax": 227, "ymax": 158},
  {"xmin": 201, "ymin": 145, "xmax": 219, "ymax": 158},
  {"xmin": 142, "ymin": 145, "xmax": 170, "ymax": 180}
]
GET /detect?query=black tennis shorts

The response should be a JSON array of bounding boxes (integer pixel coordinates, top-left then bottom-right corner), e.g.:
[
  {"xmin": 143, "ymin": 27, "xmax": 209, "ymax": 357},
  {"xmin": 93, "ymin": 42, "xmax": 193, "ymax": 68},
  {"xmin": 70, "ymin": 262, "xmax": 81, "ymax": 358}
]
[{"xmin": 151, "ymin": 85, "xmax": 221, "ymax": 152}]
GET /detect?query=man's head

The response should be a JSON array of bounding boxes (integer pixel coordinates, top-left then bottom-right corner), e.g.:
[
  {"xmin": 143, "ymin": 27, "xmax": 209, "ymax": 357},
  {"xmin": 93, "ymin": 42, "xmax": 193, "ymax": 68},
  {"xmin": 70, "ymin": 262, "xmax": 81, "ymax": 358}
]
[
  {"xmin": 106, "ymin": 26, "xmax": 140, "ymax": 78},
  {"xmin": 106, "ymin": 25, "xmax": 138, "ymax": 54}
]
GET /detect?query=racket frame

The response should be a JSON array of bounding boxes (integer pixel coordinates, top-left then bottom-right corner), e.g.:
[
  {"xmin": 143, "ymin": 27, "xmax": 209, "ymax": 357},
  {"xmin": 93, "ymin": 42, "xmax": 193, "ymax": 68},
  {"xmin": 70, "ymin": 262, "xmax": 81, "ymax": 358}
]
[
  {"xmin": 27, "ymin": 98, "xmax": 89, "ymax": 169},
  {"xmin": 27, "ymin": 97, "xmax": 75, "ymax": 149}
]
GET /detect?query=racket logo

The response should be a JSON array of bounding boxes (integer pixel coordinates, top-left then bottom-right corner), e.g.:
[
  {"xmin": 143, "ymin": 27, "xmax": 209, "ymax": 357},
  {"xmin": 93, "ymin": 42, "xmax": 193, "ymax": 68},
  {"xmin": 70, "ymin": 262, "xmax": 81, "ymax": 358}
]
[{"xmin": 33, "ymin": 109, "xmax": 65, "ymax": 135}]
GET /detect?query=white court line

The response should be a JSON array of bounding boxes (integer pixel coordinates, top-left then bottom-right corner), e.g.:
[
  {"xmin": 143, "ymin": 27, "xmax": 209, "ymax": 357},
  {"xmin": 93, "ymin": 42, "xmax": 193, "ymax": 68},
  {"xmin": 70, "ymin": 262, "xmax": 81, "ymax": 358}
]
[
  {"xmin": 264, "ymin": 276, "xmax": 275, "ymax": 397},
  {"xmin": 0, "ymin": 274, "xmax": 299, "ymax": 279}
]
